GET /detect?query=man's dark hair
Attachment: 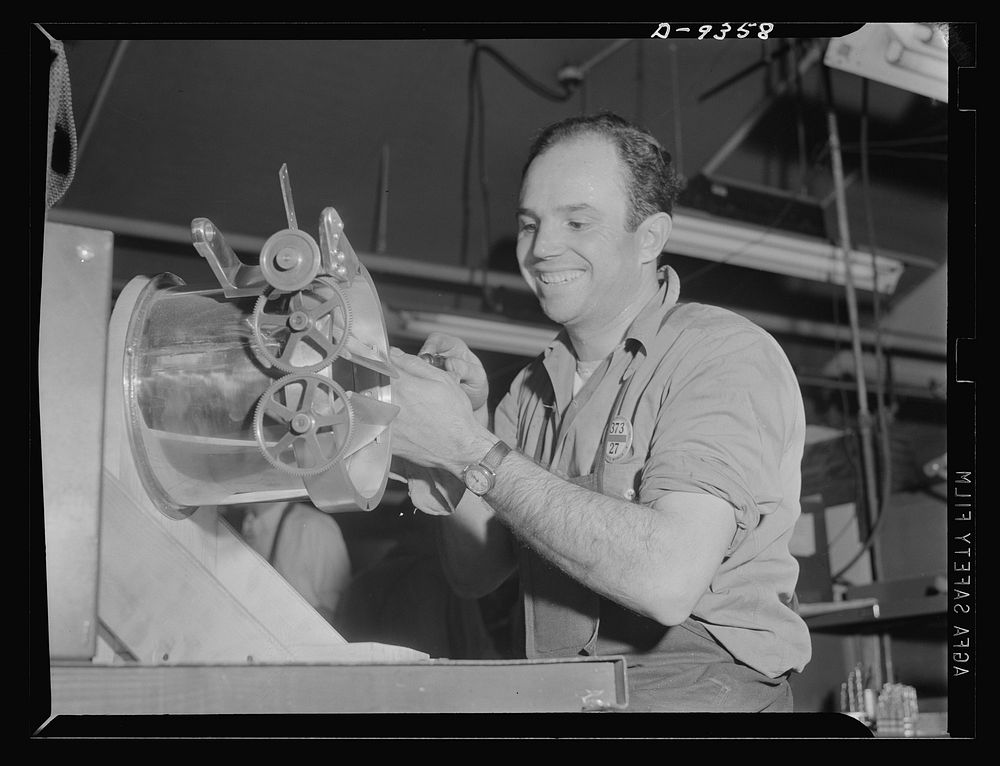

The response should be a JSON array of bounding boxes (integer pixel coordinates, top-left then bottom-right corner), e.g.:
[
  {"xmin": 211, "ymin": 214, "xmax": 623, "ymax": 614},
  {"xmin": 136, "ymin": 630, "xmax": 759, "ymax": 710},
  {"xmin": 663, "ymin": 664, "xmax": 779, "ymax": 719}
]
[{"xmin": 522, "ymin": 111, "xmax": 683, "ymax": 230}]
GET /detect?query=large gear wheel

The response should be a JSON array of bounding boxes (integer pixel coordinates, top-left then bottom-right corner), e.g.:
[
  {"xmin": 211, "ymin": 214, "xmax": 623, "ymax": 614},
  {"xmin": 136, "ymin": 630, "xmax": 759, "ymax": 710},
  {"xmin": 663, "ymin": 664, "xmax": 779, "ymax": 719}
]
[
  {"xmin": 253, "ymin": 373, "xmax": 355, "ymax": 477},
  {"xmin": 251, "ymin": 278, "xmax": 353, "ymax": 373}
]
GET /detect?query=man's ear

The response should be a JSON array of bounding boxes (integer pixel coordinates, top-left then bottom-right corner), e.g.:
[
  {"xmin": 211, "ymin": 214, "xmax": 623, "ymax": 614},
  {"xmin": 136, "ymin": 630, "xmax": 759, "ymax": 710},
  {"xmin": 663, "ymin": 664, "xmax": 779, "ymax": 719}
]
[{"xmin": 637, "ymin": 212, "xmax": 673, "ymax": 264}]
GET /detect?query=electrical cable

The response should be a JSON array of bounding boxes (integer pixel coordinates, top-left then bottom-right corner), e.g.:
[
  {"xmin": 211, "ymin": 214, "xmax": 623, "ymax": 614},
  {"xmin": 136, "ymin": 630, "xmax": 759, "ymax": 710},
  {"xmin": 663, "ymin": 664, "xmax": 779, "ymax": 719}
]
[
  {"xmin": 471, "ymin": 42, "xmax": 575, "ymax": 103},
  {"xmin": 635, "ymin": 42, "xmax": 645, "ymax": 127},
  {"xmin": 459, "ymin": 41, "xmax": 579, "ymax": 315},
  {"xmin": 827, "ymin": 287, "xmax": 867, "ymax": 587},
  {"xmin": 790, "ymin": 40, "xmax": 810, "ymax": 194},
  {"xmin": 473, "ymin": 50, "xmax": 502, "ymax": 314},
  {"xmin": 459, "ymin": 45, "xmax": 478, "ymax": 274}
]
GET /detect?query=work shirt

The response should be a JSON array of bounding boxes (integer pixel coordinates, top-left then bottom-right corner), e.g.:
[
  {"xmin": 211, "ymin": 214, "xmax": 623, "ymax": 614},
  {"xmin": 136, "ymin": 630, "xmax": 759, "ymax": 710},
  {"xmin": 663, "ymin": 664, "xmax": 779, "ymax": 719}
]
[{"xmin": 492, "ymin": 269, "xmax": 811, "ymax": 679}]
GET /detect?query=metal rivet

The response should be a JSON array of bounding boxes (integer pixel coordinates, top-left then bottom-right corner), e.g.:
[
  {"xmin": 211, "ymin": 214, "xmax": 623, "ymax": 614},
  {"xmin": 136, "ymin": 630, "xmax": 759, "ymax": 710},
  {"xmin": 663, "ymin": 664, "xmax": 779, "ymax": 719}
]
[
  {"xmin": 76, "ymin": 245, "xmax": 95, "ymax": 263},
  {"xmin": 623, "ymin": 488, "xmax": 636, "ymax": 501}
]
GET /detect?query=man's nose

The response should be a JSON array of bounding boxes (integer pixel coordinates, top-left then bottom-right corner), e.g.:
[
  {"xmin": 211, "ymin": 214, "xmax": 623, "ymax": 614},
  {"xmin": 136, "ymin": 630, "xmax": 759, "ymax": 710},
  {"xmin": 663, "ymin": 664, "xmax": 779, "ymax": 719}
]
[{"xmin": 532, "ymin": 223, "xmax": 563, "ymax": 259}]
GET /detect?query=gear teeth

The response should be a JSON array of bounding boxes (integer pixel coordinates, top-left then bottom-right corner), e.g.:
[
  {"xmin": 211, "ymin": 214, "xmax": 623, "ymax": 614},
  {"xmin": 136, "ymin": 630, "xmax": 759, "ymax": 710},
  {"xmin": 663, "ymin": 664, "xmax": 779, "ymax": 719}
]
[
  {"xmin": 253, "ymin": 373, "xmax": 355, "ymax": 477},
  {"xmin": 250, "ymin": 280, "xmax": 353, "ymax": 374}
]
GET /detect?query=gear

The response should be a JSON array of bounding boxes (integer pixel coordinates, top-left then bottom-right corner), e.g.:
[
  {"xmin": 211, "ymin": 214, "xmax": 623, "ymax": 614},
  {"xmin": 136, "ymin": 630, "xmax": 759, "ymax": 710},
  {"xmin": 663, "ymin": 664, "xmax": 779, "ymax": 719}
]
[
  {"xmin": 251, "ymin": 278, "xmax": 353, "ymax": 373},
  {"xmin": 253, "ymin": 373, "xmax": 355, "ymax": 477}
]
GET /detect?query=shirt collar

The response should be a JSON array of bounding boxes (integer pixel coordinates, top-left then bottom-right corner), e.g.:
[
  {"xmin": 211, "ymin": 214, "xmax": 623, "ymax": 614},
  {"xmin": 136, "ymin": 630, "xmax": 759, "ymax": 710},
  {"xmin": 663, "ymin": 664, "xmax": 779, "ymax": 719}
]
[{"xmin": 541, "ymin": 264, "xmax": 681, "ymax": 365}]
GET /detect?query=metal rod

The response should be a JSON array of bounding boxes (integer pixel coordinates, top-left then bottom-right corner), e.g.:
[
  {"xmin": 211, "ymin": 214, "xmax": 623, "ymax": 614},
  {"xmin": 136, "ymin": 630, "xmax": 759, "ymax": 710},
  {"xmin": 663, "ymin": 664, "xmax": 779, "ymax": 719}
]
[
  {"xmin": 669, "ymin": 43, "xmax": 684, "ymax": 179},
  {"xmin": 824, "ymin": 69, "xmax": 883, "ymax": 582},
  {"xmin": 278, "ymin": 163, "xmax": 298, "ymax": 230},
  {"xmin": 78, "ymin": 40, "xmax": 130, "ymax": 161},
  {"xmin": 375, "ymin": 144, "xmax": 390, "ymax": 254}
]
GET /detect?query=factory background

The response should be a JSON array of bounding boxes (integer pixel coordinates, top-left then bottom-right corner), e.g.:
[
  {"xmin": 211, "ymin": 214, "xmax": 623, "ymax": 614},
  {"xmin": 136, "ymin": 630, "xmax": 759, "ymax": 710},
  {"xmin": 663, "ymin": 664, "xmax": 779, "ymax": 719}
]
[{"xmin": 31, "ymin": 23, "xmax": 973, "ymax": 736}]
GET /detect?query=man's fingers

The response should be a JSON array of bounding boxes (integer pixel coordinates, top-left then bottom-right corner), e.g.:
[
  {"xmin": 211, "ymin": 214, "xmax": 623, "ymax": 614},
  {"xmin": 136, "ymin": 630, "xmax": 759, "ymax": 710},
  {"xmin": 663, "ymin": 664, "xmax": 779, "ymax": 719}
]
[
  {"xmin": 419, "ymin": 332, "xmax": 466, "ymax": 357},
  {"xmin": 389, "ymin": 347, "xmax": 448, "ymax": 380}
]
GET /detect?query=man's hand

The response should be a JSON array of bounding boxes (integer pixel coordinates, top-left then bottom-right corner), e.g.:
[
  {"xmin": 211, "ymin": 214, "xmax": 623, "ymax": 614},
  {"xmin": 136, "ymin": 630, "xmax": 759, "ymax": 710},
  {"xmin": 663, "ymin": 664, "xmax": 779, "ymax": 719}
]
[
  {"xmin": 418, "ymin": 333, "xmax": 489, "ymax": 420},
  {"xmin": 389, "ymin": 346, "xmax": 496, "ymax": 477}
]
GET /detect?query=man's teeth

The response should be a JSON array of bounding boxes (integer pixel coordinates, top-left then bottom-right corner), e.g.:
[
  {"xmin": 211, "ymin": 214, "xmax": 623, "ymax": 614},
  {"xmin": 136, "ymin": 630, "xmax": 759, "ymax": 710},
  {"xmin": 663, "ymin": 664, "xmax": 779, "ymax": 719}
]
[{"xmin": 537, "ymin": 271, "xmax": 583, "ymax": 285}]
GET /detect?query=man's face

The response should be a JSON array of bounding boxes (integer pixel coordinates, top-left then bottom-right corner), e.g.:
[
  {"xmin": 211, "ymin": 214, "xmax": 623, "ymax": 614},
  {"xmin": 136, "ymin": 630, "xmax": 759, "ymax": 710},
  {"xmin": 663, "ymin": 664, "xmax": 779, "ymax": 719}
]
[{"xmin": 516, "ymin": 135, "xmax": 648, "ymax": 334}]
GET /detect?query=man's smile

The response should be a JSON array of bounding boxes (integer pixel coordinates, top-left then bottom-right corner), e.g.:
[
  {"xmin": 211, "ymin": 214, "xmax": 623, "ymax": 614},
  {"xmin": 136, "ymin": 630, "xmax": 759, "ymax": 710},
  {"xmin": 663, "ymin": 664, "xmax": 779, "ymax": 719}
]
[{"xmin": 534, "ymin": 269, "xmax": 586, "ymax": 286}]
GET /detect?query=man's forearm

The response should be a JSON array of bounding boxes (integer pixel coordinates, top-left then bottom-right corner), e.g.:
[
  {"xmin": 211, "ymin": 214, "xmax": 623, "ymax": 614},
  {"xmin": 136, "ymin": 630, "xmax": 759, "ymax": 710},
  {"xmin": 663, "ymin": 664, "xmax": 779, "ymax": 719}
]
[{"xmin": 484, "ymin": 450, "xmax": 673, "ymax": 619}]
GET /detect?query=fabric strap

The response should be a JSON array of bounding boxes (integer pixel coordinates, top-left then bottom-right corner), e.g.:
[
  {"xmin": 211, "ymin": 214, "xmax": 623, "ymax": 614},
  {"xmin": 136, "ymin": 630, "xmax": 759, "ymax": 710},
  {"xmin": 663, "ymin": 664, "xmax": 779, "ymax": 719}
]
[{"xmin": 44, "ymin": 32, "xmax": 78, "ymax": 210}]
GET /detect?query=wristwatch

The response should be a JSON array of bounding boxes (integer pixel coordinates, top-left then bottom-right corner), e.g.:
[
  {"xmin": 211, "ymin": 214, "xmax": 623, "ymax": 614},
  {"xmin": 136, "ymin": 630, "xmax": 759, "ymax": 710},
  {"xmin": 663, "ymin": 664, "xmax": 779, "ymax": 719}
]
[{"xmin": 461, "ymin": 440, "xmax": 512, "ymax": 497}]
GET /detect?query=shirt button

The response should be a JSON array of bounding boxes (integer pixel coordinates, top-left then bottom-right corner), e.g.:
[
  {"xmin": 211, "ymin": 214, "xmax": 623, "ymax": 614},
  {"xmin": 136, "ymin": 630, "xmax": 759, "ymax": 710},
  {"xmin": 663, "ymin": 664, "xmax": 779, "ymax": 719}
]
[{"xmin": 623, "ymin": 488, "xmax": 636, "ymax": 501}]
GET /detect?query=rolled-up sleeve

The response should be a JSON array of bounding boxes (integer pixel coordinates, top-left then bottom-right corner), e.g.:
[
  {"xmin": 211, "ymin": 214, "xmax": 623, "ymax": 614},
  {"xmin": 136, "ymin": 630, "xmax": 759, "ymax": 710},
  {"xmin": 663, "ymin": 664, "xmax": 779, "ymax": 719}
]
[{"xmin": 640, "ymin": 326, "xmax": 797, "ymax": 550}]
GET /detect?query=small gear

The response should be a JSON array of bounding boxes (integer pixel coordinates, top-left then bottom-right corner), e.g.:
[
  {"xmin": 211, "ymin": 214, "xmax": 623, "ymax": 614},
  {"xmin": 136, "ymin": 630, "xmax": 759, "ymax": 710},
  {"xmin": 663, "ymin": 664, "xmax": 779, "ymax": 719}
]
[
  {"xmin": 253, "ymin": 373, "xmax": 355, "ymax": 477},
  {"xmin": 251, "ymin": 278, "xmax": 353, "ymax": 373}
]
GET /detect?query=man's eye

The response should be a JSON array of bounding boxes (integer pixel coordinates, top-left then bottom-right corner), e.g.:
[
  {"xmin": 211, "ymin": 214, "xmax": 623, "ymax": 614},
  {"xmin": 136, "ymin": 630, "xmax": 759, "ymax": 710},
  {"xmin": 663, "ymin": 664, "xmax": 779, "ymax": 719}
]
[
  {"xmin": 567, "ymin": 220, "xmax": 586, "ymax": 230},
  {"xmin": 518, "ymin": 221, "xmax": 537, "ymax": 234}
]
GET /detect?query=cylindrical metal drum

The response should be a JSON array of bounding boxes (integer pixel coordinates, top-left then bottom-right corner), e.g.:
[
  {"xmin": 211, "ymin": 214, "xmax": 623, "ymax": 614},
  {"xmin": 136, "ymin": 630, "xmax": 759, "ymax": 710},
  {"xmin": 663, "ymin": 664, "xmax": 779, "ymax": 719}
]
[{"xmin": 118, "ymin": 271, "xmax": 395, "ymax": 517}]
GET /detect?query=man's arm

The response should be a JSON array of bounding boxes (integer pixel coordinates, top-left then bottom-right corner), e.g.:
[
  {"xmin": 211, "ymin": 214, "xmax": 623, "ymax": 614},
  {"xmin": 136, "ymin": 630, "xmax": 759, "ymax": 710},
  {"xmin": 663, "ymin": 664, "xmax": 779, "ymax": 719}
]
[
  {"xmin": 483, "ymin": 451, "xmax": 735, "ymax": 625},
  {"xmin": 389, "ymin": 346, "xmax": 736, "ymax": 625}
]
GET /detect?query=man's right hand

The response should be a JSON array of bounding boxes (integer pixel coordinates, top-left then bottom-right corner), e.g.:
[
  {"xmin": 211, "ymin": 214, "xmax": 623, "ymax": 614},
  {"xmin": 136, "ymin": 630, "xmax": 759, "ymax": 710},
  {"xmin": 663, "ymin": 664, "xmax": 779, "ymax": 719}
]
[{"xmin": 418, "ymin": 332, "xmax": 489, "ymax": 416}]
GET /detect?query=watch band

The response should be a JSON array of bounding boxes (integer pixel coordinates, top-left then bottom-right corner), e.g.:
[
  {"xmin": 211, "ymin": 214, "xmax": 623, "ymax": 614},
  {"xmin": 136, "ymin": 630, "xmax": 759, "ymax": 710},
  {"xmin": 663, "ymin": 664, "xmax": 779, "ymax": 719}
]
[{"xmin": 479, "ymin": 440, "xmax": 512, "ymax": 473}]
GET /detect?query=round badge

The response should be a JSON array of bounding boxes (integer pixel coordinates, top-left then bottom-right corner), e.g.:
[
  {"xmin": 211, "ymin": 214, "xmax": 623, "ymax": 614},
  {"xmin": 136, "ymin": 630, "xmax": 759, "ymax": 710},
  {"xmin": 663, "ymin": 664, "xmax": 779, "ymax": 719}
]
[{"xmin": 604, "ymin": 416, "xmax": 633, "ymax": 463}]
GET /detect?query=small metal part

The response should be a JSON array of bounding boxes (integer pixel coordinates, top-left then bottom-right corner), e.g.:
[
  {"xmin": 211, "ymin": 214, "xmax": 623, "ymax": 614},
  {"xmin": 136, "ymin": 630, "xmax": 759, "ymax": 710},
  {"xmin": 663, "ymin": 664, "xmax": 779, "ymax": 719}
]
[
  {"xmin": 279, "ymin": 163, "xmax": 298, "ymax": 230},
  {"xmin": 191, "ymin": 217, "xmax": 268, "ymax": 298},
  {"xmin": 419, "ymin": 353, "xmax": 448, "ymax": 370}
]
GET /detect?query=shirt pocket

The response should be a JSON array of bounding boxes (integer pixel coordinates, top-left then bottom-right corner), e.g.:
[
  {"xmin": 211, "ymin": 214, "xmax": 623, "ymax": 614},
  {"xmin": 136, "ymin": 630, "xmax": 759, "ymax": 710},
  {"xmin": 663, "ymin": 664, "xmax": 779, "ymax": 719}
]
[{"xmin": 600, "ymin": 459, "xmax": 645, "ymax": 503}]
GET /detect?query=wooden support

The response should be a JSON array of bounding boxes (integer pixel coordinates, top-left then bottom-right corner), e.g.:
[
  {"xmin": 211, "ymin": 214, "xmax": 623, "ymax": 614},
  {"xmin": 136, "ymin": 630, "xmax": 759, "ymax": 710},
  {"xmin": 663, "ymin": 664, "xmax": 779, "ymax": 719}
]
[{"xmin": 50, "ymin": 657, "xmax": 628, "ymax": 715}]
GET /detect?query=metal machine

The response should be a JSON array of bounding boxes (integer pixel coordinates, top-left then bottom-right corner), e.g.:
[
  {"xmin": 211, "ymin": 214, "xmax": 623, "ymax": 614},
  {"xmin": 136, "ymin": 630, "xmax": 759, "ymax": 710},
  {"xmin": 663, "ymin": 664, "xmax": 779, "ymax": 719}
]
[
  {"xmin": 122, "ymin": 165, "xmax": 398, "ymax": 518},
  {"xmin": 39, "ymin": 167, "xmax": 627, "ymax": 720}
]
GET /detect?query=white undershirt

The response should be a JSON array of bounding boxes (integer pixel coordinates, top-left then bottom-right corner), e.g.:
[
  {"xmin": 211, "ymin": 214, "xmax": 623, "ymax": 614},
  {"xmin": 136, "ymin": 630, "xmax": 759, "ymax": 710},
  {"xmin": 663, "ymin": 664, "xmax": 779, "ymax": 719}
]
[{"xmin": 573, "ymin": 357, "xmax": 605, "ymax": 396}]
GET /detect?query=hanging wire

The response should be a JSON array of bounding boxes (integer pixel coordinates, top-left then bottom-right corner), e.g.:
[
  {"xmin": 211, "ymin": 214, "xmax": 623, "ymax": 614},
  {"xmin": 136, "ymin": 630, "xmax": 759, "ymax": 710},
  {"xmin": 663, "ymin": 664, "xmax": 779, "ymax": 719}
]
[
  {"xmin": 458, "ymin": 46, "xmax": 479, "ymax": 273},
  {"xmin": 790, "ymin": 40, "xmax": 810, "ymax": 195},
  {"xmin": 634, "ymin": 41, "xmax": 645, "ymax": 126},
  {"xmin": 459, "ymin": 41, "xmax": 577, "ymax": 313},
  {"xmin": 472, "ymin": 42, "xmax": 576, "ymax": 103},
  {"xmin": 826, "ymin": 287, "xmax": 867, "ymax": 585}
]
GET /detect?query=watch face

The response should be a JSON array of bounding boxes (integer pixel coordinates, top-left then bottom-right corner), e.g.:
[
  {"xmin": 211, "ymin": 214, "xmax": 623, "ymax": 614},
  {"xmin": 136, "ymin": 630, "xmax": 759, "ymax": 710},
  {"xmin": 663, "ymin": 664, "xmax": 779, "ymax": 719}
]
[{"xmin": 463, "ymin": 465, "xmax": 493, "ymax": 495}]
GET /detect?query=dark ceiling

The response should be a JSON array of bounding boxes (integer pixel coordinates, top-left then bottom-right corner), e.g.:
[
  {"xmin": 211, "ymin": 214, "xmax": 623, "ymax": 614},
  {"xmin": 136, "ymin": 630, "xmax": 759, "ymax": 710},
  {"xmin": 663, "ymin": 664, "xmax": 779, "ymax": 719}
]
[{"xmin": 33, "ymin": 23, "xmax": 965, "ymax": 401}]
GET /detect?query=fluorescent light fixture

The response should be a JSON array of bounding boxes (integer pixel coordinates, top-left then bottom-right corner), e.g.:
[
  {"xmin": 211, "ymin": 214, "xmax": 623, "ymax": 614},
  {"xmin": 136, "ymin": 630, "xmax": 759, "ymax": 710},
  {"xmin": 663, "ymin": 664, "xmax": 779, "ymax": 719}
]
[
  {"xmin": 824, "ymin": 23, "xmax": 948, "ymax": 103},
  {"xmin": 669, "ymin": 210, "xmax": 905, "ymax": 294}
]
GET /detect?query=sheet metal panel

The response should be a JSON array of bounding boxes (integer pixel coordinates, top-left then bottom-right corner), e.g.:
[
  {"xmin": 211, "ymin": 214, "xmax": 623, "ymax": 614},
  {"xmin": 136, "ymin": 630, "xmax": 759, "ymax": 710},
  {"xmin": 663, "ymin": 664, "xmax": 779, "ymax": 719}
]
[{"xmin": 39, "ymin": 223, "xmax": 113, "ymax": 660}]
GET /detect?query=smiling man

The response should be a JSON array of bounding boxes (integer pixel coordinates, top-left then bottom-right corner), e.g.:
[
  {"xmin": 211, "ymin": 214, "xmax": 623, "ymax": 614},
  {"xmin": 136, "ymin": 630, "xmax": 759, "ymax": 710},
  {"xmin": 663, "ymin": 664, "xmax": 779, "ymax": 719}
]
[{"xmin": 389, "ymin": 112, "xmax": 811, "ymax": 712}]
